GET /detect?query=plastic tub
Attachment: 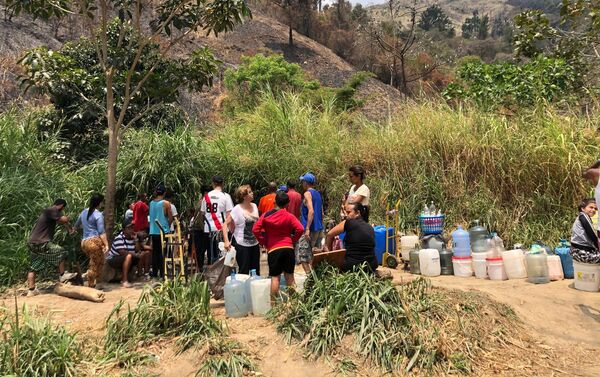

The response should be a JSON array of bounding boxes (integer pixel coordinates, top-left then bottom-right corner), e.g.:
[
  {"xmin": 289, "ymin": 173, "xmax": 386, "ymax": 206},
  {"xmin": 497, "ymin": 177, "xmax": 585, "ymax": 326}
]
[
  {"xmin": 418, "ymin": 248, "xmax": 441, "ymax": 277},
  {"xmin": 472, "ymin": 252, "xmax": 488, "ymax": 279},
  {"xmin": 573, "ymin": 261, "xmax": 600, "ymax": 292},
  {"xmin": 547, "ymin": 255, "xmax": 564, "ymax": 281},
  {"xmin": 452, "ymin": 256, "xmax": 473, "ymax": 277},
  {"xmin": 501, "ymin": 249, "xmax": 527, "ymax": 279},
  {"xmin": 419, "ymin": 215, "xmax": 445, "ymax": 235},
  {"xmin": 487, "ymin": 257, "xmax": 507, "ymax": 281}
]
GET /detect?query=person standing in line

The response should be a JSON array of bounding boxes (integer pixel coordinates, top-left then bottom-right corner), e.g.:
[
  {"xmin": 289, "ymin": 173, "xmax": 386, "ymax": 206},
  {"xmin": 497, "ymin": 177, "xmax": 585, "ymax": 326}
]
[
  {"xmin": 344, "ymin": 165, "xmax": 371, "ymax": 223},
  {"xmin": 286, "ymin": 180, "xmax": 302, "ymax": 220},
  {"xmin": 148, "ymin": 185, "xmax": 173, "ymax": 278},
  {"xmin": 200, "ymin": 176, "xmax": 234, "ymax": 265},
  {"xmin": 253, "ymin": 191, "xmax": 304, "ymax": 297},
  {"xmin": 165, "ymin": 191, "xmax": 179, "ymax": 232},
  {"xmin": 190, "ymin": 185, "xmax": 211, "ymax": 271},
  {"xmin": 298, "ymin": 172, "xmax": 325, "ymax": 274},
  {"xmin": 74, "ymin": 194, "xmax": 109, "ymax": 288},
  {"xmin": 258, "ymin": 182, "xmax": 277, "ymax": 215},
  {"xmin": 223, "ymin": 185, "xmax": 261, "ymax": 274},
  {"xmin": 26, "ymin": 199, "xmax": 76, "ymax": 296},
  {"xmin": 133, "ymin": 192, "xmax": 150, "ymax": 276}
]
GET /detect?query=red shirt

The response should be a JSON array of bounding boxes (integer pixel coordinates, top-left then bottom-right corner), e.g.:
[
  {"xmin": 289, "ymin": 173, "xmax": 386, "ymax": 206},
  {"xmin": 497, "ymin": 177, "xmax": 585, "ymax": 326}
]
[
  {"xmin": 287, "ymin": 188, "xmax": 302, "ymax": 219},
  {"xmin": 132, "ymin": 200, "xmax": 149, "ymax": 232},
  {"xmin": 258, "ymin": 193, "xmax": 276, "ymax": 215},
  {"xmin": 253, "ymin": 209, "xmax": 304, "ymax": 253}
]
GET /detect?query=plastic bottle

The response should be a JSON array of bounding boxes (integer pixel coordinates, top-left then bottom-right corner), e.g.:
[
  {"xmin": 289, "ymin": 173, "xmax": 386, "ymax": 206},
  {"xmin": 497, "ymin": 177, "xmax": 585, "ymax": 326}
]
[
  {"xmin": 491, "ymin": 232, "xmax": 505, "ymax": 258},
  {"xmin": 451, "ymin": 225, "xmax": 471, "ymax": 257},
  {"xmin": 409, "ymin": 244, "xmax": 421, "ymax": 274},
  {"xmin": 422, "ymin": 204, "xmax": 430, "ymax": 216},
  {"xmin": 428, "ymin": 201, "xmax": 437, "ymax": 215},
  {"xmin": 469, "ymin": 220, "xmax": 489, "ymax": 253},
  {"xmin": 224, "ymin": 272, "xmax": 249, "ymax": 318}
]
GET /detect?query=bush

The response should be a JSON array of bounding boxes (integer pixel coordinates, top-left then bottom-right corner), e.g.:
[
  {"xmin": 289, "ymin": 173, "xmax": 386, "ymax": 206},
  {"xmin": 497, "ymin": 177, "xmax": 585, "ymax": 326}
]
[
  {"xmin": 0, "ymin": 306, "xmax": 82, "ymax": 376},
  {"xmin": 443, "ymin": 56, "xmax": 581, "ymax": 108}
]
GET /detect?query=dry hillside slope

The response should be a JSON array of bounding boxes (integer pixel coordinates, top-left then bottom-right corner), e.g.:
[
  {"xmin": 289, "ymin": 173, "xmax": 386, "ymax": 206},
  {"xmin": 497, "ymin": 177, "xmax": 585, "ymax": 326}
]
[{"xmin": 0, "ymin": 6, "xmax": 403, "ymax": 120}]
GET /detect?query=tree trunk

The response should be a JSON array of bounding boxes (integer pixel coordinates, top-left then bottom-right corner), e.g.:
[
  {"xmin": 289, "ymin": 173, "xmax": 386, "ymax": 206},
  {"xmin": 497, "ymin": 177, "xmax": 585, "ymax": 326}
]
[
  {"xmin": 288, "ymin": 24, "xmax": 294, "ymax": 47},
  {"xmin": 400, "ymin": 55, "xmax": 408, "ymax": 94},
  {"xmin": 104, "ymin": 73, "xmax": 118, "ymax": 242}
]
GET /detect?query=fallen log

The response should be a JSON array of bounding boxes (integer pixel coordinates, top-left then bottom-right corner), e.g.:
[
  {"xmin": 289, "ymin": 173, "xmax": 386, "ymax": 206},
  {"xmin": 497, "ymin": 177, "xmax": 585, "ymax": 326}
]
[{"xmin": 54, "ymin": 283, "xmax": 105, "ymax": 303}]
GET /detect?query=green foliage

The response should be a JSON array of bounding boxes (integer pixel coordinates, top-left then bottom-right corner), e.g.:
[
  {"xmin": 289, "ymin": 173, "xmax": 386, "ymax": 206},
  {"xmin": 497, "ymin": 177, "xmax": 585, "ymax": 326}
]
[
  {"xmin": 269, "ymin": 264, "xmax": 521, "ymax": 373},
  {"xmin": 103, "ymin": 278, "xmax": 224, "ymax": 367},
  {"xmin": 0, "ymin": 306, "xmax": 83, "ymax": 376},
  {"xmin": 443, "ymin": 56, "xmax": 580, "ymax": 108},
  {"xmin": 418, "ymin": 4, "xmax": 454, "ymax": 35},
  {"xmin": 196, "ymin": 339, "xmax": 256, "ymax": 377},
  {"xmin": 19, "ymin": 20, "xmax": 219, "ymax": 163},
  {"xmin": 462, "ymin": 11, "xmax": 490, "ymax": 39}
]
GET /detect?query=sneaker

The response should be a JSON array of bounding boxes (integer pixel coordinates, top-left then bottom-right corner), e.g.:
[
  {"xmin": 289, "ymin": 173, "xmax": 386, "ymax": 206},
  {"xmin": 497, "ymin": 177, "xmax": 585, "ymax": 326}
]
[
  {"xmin": 59, "ymin": 272, "xmax": 77, "ymax": 283},
  {"xmin": 121, "ymin": 281, "xmax": 134, "ymax": 288},
  {"xmin": 26, "ymin": 288, "xmax": 40, "ymax": 297}
]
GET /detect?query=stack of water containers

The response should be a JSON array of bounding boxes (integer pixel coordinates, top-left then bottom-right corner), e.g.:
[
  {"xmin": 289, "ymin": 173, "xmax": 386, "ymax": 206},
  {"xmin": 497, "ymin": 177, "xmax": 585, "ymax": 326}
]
[
  {"xmin": 486, "ymin": 233, "xmax": 507, "ymax": 281},
  {"xmin": 451, "ymin": 226, "xmax": 472, "ymax": 277}
]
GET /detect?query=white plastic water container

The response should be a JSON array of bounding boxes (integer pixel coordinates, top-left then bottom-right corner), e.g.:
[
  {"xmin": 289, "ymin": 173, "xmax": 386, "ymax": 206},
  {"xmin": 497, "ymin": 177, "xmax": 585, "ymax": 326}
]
[
  {"xmin": 472, "ymin": 252, "xmax": 488, "ymax": 279},
  {"xmin": 223, "ymin": 273, "xmax": 249, "ymax": 318},
  {"xmin": 501, "ymin": 249, "xmax": 527, "ymax": 279},
  {"xmin": 547, "ymin": 255, "xmax": 564, "ymax": 281},
  {"xmin": 486, "ymin": 257, "xmax": 507, "ymax": 281},
  {"xmin": 250, "ymin": 278, "xmax": 272, "ymax": 315},
  {"xmin": 294, "ymin": 273, "xmax": 307, "ymax": 293},
  {"xmin": 226, "ymin": 273, "xmax": 250, "ymax": 284},
  {"xmin": 418, "ymin": 248, "xmax": 441, "ymax": 277},
  {"xmin": 400, "ymin": 235, "xmax": 419, "ymax": 261},
  {"xmin": 573, "ymin": 261, "xmax": 600, "ymax": 292},
  {"xmin": 244, "ymin": 270, "xmax": 263, "ymax": 314},
  {"xmin": 452, "ymin": 256, "xmax": 473, "ymax": 277}
]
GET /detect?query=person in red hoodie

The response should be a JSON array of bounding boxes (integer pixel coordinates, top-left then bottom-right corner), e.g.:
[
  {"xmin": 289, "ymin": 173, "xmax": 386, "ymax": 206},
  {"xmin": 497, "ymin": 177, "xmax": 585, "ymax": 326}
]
[{"xmin": 253, "ymin": 191, "xmax": 304, "ymax": 296}]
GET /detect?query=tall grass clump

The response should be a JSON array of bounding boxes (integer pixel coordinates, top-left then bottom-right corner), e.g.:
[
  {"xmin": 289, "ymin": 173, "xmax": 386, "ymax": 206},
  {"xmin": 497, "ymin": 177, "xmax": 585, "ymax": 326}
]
[
  {"xmin": 269, "ymin": 264, "xmax": 523, "ymax": 374},
  {"xmin": 210, "ymin": 95, "xmax": 600, "ymax": 244},
  {"xmin": 0, "ymin": 305, "xmax": 82, "ymax": 376},
  {"xmin": 196, "ymin": 338, "xmax": 256, "ymax": 377},
  {"xmin": 103, "ymin": 278, "xmax": 224, "ymax": 367}
]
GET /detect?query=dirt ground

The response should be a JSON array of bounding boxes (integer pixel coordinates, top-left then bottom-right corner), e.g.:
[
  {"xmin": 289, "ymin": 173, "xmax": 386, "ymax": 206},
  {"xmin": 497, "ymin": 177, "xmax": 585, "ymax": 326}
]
[{"xmin": 2, "ymin": 261, "xmax": 599, "ymax": 376}]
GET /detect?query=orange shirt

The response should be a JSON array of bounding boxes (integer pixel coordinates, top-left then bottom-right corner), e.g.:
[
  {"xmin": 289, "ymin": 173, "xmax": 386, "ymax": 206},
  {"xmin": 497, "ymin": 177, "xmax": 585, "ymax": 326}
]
[{"xmin": 258, "ymin": 193, "xmax": 276, "ymax": 215}]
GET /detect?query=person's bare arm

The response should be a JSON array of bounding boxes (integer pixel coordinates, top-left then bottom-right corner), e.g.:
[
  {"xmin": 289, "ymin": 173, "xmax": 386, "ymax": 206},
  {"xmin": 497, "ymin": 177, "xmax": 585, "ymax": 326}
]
[
  {"xmin": 324, "ymin": 221, "xmax": 345, "ymax": 251},
  {"xmin": 164, "ymin": 201, "xmax": 174, "ymax": 225},
  {"xmin": 583, "ymin": 159, "xmax": 600, "ymax": 184},
  {"xmin": 222, "ymin": 213, "xmax": 234, "ymax": 250},
  {"xmin": 304, "ymin": 191, "xmax": 314, "ymax": 239}
]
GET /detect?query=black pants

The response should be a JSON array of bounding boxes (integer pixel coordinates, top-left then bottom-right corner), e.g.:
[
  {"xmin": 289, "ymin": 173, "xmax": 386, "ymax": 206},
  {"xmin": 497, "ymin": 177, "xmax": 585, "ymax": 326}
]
[
  {"xmin": 201, "ymin": 232, "xmax": 220, "ymax": 265},
  {"xmin": 190, "ymin": 229, "xmax": 205, "ymax": 270},
  {"xmin": 151, "ymin": 235, "xmax": 164, "ymax": 277},
  {"xmin": 233, "ymin": 240, "xmax": 260, "ymax": 275}
]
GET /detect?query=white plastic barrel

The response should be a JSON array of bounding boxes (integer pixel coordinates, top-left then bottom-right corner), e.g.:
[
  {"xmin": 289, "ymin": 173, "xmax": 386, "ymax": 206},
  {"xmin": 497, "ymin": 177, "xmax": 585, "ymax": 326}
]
[
  {"xmin": 573, "ymin": 261, "xmax": 600, "ymax": 292},
  {"xmin": 472, "ymin": 252, "xmax": 488, "ymax": 279},
  {"xmin": 418, "ymin": 248, "xmax": 441, "ymax": 277},
  {"xmin": 501, "ymin": 249, "xmax": 527, "ymax": 279},
  {"xmin": 400, "ymin": 235, "xmax": 419, "ymax": 261},
  {"xmin": 452, "ymin": 256, "xmax": 473, "ymax": 277},
  {"xmin": 487, "ymin": 257, "xmax": 507, "ymax": 281},
  {"xmin": 250, "ymin": 279, "xmax": 272, "ymax": 315}
]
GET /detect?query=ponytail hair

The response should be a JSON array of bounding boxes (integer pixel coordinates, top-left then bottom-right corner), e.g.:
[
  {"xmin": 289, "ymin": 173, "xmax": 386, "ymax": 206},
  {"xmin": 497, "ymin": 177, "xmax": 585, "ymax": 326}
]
[
  {"xmin": 350, "ymin": 202, "xmax": 368, "ymax": 221},
  {"xmin": 87, "ymin": 193, "xmax": 104, "ymax": 220}
]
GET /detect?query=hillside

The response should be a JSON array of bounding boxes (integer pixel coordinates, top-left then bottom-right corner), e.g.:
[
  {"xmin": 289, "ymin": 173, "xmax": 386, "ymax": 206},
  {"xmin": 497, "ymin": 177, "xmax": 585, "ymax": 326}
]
[
  {"xmin": 0, "ymin": 6, "xmax": 402, "ymax": 121},
  {"xmin": 367, "ymin": 0, "xmax": 560, "ymax": 31}
]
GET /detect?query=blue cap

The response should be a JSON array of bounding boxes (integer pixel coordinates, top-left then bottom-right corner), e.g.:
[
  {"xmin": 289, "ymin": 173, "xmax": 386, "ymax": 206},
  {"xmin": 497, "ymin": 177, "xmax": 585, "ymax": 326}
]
[
  {"xmin": 278, "ymin": 185, "xmax": 288, "ymax": 192},
  {"xmin": 299, "ymin": 172, "xmax": 316, "ymax": 184}
]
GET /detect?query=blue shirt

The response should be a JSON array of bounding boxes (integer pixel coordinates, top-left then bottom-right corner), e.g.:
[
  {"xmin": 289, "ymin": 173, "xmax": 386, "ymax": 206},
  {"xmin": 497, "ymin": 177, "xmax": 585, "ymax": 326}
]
[
  {"xmin": 301, "ymin": 188, "xmax": 324, "ymax": 232},
  {"xmin": 149, "ymin": 199, "xmax": 170, "ymax": 235},
  {"xmin": 75, "ymin": 209, "xmax": 105, "ymax": 240}
]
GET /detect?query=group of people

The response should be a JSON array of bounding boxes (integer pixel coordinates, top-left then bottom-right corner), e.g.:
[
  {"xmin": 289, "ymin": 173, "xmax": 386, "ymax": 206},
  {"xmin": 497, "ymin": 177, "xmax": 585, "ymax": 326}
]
[{"xmin": 25, "ymin": 165, "xmax": 377, "ymax": 296}]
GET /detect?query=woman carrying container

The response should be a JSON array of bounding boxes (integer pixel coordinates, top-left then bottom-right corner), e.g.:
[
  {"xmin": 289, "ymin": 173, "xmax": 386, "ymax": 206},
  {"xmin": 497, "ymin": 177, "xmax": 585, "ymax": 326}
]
[
  {"xmin": 223, "ymin": 185, "xmax": 261, "ymax": 275},
  {"xmin": 324, "ymin": 202, "xmax": 378, "ymax": 273},
  {"xmin": 74, "ymin": 193, "xmax": 109, "ymax": 288},
  {"xmin": 570, "ymin": 198, "xmax": 600, "ymax": 264},
  {"xmin": 253, "ymin": 191, "xmax": 304, "ymax": 297},
  {"xmin": 343, "ymin": 165, "xmax": 370, "ymax": 222}
]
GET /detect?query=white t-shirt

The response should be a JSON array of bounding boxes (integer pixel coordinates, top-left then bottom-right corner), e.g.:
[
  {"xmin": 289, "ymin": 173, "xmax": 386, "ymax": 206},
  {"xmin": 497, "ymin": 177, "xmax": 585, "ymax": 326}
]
[
  {"xmin": 170, "ymin": 204, "xmax": 178, "ymax": 232},
  {"xmin": 349, "ymin": 184, "xmax": 370, "ymax": 206},
  {"xmin": 230, "ymin": 204, "xmax": 259, "ymax": 247},
  {"xmin": 201, "ymin": 189, "xmax": 234, "ymax": 233}
]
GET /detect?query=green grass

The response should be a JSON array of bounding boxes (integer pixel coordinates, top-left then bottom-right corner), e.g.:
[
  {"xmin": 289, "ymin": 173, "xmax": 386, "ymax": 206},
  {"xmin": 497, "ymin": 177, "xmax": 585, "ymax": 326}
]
[
  {"xmin": 195, "ymin": 338, "xmax": 256, "ymax": 377},
  {"xmin": 0, "ymin": 304, "xmax": 83, "ymax": 376},
  {"xmin": 102, "ymin": 278, "xmax": 224, "ymax": 368}
]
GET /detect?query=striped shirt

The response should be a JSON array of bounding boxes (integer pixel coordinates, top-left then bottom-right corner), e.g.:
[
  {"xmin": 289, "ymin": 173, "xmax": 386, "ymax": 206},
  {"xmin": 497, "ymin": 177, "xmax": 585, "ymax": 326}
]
[{"xmin": 107, "ymin": 232, "xmax": 135, "ymax": 260}]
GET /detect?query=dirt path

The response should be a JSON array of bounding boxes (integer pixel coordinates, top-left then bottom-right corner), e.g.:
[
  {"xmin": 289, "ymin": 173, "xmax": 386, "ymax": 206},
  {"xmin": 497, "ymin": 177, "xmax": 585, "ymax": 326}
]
[{"xmin": 2, "ymin": 267, "xmax": 599, "ymax": 376}]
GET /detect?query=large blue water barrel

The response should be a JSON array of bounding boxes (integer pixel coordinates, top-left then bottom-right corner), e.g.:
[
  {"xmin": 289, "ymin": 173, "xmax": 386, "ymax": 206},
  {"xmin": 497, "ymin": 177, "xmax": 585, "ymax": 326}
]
[
  {"xmin": 374, "ymin": 226, "xmax": 395, "ymax": 265},
  {"xmin": 555, "ymin": 239, "xmax": 573, "ymax": 279}
]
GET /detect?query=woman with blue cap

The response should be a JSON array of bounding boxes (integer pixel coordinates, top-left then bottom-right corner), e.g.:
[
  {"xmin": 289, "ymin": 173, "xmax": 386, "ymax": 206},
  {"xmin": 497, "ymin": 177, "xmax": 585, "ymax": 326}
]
[{"xmin": 298, "ymin": 172, "xmax": 324, "ymax": 273}]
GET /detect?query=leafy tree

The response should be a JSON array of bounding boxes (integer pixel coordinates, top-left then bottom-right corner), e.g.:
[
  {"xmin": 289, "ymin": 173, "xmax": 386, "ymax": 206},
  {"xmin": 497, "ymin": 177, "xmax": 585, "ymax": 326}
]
[
  {"xmin": 491, "ymin": 15, "xmax": 511, "ymax": 38},
  {"xmin": 19, "ymin": 21, "xmax": 217, "ymax": 163},
  {"xmin": 7, "ymin": 0, "xmax": 250, "ymax": 237},
  {"xmin": 513, "ymin": 1, "xmax": 600, "ymax": 85},
  {"xmin": 443, "ymin": 56, "xmax": 579, "ymax": 108},
  {"xmin": 351, "ymin": 3, "xmax": 369, "ymax": 25},
  {"xmin": 462, "ymin": 11, "xmax": 489, "ymax": 40},
  {"xmin": 418, "ymin": 4, "xmax": 454, "ymax": 35}
]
